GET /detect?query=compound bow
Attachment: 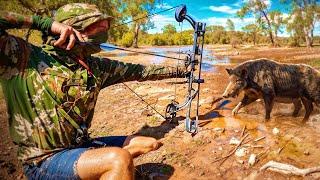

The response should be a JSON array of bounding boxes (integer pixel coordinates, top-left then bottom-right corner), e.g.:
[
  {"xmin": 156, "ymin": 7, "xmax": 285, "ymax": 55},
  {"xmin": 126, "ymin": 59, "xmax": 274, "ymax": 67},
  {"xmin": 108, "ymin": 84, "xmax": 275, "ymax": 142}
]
[
  {"xmin": 164, "ymin": 4, "xmax": 206, "ymax": 134},
  {"xmin": 101, "ymin": 4, "xmax": 206, "ymax": 134}
]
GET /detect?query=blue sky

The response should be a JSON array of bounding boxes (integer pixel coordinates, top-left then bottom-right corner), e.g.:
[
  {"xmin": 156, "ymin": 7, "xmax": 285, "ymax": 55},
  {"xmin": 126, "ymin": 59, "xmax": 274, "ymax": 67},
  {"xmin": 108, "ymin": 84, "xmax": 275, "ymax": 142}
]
[{"xmin": 147, "ymin": 0, "xmax": 320, "ymax": 36}]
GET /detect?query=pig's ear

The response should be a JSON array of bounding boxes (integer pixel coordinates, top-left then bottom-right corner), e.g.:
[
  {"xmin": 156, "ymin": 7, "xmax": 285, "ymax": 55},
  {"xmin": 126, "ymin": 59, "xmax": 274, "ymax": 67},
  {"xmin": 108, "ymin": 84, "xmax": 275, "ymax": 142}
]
[
  {"xmin": 241, "ymin": 69, "xmax": 247, "ymax": 78},
  {"xmin": 226, "ymin": 68, "xmax": 233, "ymax": 75}
]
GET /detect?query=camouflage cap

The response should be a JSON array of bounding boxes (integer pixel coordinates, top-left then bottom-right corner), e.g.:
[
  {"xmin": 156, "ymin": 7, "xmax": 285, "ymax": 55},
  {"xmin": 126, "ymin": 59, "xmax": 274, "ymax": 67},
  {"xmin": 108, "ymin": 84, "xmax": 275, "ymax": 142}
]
[{"xmin": 54, "ymin": 3, "xmax": 112, "ymax": 31}]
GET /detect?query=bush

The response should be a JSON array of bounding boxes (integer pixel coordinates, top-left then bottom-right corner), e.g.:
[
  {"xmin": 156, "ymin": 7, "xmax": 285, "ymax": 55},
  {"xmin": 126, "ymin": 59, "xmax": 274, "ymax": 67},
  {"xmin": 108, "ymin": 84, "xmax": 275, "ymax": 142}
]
[
  {"xmin": 120, "ymin": 32, "xmax": 134, "ymax": 47},
  {"xmin": 287, "ymin": 37, "xmax": 300, "ymax": 47}
]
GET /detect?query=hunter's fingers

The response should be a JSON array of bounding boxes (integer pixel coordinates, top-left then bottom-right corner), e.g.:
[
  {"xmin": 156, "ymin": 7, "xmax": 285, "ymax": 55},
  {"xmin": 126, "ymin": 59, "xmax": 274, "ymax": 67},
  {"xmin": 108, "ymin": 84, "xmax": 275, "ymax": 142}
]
[
  {"xmin": 73, "ymin": 29, "xmax": 84, "ymax": 42},
  {"xmin": 53, "ymin": 28, "xmax": 70, "ymax": 47},
  {"xmin": 66, "ymin": 33, "xmax": 76, "ymax": 50}
]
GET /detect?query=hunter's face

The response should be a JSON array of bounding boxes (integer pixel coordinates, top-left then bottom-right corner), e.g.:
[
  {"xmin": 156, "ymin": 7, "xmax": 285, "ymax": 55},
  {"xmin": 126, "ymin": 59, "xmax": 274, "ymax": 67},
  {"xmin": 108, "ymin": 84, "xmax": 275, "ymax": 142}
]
[{"xmin": 81, "ymin": 20, "xmax": 110, "ymax": 41}]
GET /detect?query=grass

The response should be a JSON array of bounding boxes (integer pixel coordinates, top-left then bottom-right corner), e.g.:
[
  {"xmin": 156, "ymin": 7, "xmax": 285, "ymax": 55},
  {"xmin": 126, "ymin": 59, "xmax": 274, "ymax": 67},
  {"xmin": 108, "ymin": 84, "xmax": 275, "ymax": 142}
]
[{"xmin": 307, "ymin": 58, "xmax": 320, "ymax": 68}]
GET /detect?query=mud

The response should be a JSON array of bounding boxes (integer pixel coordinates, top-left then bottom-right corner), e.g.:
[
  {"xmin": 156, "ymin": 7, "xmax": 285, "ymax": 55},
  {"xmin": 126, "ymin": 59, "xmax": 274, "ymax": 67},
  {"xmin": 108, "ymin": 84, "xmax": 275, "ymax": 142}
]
[{"xmin": 1, "ymin": 45, "xmax": 320, "ymax": 179}]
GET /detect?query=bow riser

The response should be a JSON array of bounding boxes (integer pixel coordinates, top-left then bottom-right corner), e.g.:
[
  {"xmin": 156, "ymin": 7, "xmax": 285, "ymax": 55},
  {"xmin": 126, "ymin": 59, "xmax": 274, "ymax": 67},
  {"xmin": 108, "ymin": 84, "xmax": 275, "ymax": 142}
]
[{"xmin": 165, "ymin": 4, "xmax": 206, "ymax": 134}]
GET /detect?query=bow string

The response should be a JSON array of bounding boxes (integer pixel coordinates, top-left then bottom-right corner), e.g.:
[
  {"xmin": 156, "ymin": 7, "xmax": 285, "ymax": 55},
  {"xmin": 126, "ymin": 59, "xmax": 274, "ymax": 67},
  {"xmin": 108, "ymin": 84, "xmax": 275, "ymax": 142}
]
[{"xmin": 104, "ymin": 4, "xmax": 206, "ymax": 134}]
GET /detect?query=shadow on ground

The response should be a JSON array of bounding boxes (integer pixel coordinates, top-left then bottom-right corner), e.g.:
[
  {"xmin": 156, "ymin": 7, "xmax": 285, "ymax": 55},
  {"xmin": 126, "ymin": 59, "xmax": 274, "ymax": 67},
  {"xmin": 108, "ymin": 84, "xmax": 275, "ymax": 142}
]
[
  {"xmin": 135, "ymin": 163, "xmax": 174, "ymax": 180},
  {"xmin": 134, "ymin": 117, "xmax": 184, "ymax": 139}
]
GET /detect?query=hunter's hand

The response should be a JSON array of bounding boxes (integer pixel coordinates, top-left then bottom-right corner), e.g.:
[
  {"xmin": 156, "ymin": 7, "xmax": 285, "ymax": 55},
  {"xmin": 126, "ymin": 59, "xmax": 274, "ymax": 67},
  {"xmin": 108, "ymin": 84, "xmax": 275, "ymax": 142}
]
[{"xmin": 50, "ymin": 21, "xmax": 84, "ymax": 50}]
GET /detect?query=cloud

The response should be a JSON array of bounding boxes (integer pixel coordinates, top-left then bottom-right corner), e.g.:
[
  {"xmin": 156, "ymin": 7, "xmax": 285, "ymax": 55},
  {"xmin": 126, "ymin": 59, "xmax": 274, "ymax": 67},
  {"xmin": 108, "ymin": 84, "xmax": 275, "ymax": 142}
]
[
  {"xmin": 209, "ymin": 5, "xmax": 239, "ymax": 14},
  {"xmin": 147, "ymin": 15, "xmax": 257, "ymax": 35},
  {"xmin": 155, "ymin": 3, "xmax": 173, "ymax": 9},
  {"xmin": 233, "ymin": 1, "xmax": 243, "ymax": 7},
  {"xmin": 147, "ymin": 12, "xmax": 320, "ymax": 37},
  {"xmin": 148, "ymin": 14, "xmax": 177, "ymax": 34},
  {"xmin": 263, "ymin": 0, "xmax": 272, "ymax": 7},
  {"xmin": 201, "ymin": 16, "xmax": 256, "ymax": 30},
  {"xmin": 246, "ymin": 0, "xmax": 272, "ymax": 8}
]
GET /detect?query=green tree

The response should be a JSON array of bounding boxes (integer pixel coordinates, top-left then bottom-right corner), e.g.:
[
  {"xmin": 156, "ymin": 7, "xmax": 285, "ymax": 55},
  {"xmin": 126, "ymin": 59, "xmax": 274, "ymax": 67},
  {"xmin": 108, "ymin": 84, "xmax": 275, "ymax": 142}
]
[
  {"xmin": 284, "ymin": 0, "xmax": 320, "ymax": 47},
  {"xmin": 162, "ymin": 24, "xmax": 177, "ymax": 34},
  {"xmin": 121, "ymin": 0, "xmax": 155, "ymax": 48},
  {"xmin": 205, "ymin": 25, "xmax": 226, "ymax": 44},
  {"xmin": 242, "ymin": 24, "xmax": 260, "ymax": 45},
  {"xmin": 237, "ymin": 0, "xmax": 277, "ymax": 46},
  {"xmin": 226, "ymin": 19, "xmax": 235, "ymax": 31},
  {"xmin": 269, "ymin": 10, "xmax": 284, "ymax": 46}
]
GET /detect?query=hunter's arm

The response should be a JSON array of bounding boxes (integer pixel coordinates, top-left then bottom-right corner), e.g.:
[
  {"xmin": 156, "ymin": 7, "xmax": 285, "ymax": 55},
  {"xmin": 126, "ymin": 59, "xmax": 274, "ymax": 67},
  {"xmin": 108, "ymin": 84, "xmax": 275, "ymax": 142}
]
[{"xmin": 90, "ymin": 57, "xmax": 185, "ymax": 88}]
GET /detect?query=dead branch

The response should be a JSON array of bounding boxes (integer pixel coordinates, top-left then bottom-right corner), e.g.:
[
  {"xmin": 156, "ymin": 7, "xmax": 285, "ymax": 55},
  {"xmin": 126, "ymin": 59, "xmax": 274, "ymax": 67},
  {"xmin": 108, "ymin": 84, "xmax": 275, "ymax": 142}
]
[
  {"xmin": 260, "ymin": 161, "xmax": 320, "ymax": 176},
  {"xmin": 241, "ymin": 125, "xmax": 246, "ymax": 137},
  {"xmin": 212, "ymin": 133, "xmax": 249, "ymax": 165},
  {"xmin": 254, "ymin": 136, "xmax": 266, "ymax": 143},
  {"xmin": 277, "ymin": 147, "xmax": 284, "ymax": 154}
]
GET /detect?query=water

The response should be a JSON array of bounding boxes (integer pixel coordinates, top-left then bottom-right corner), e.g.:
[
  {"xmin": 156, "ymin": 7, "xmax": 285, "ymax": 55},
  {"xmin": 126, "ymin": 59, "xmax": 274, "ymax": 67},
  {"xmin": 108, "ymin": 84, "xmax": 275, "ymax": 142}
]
[
  {"xmin": 100, "ymin": 44, "xmax": 230, "ymax": 73},
  {"xmin": 146, "ymin": 46, "xmax": 230, "ymax": 73}
]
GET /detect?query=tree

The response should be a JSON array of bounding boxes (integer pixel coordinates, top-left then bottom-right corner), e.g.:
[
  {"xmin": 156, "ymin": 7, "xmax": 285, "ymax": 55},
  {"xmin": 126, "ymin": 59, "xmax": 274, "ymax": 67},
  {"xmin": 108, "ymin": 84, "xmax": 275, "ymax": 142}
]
[
  {"xmin": 284, "ymin": 0, "xmax": 320, "ymax": 47},
  {"xmin": 226, "ymin": 19, "xmax": 235, "ymax": 31},
  {"xmin": 205, "ymin": 25, "xmax": 227, "ymax": 44},
  {"xmin": 269, "ymin": 10, "xmax": 283, "ymax": 45},
  {"xmin": 226, "ymin": 19, "xmax": 236, "ymax": 47},
  {"xmin": 237, "ymin": 0, "xmax": 277, "ymax": 46},
  {"xmin": 242, "ymin": 24, "xmax": 260, "ymax": 45},
  {"xmin": 121, "ymin": 0, "xmax": 155, "ymax": 48},
  {"xmin": 162, "ymin": 24, "xmax": 176, "ymax": 34}
]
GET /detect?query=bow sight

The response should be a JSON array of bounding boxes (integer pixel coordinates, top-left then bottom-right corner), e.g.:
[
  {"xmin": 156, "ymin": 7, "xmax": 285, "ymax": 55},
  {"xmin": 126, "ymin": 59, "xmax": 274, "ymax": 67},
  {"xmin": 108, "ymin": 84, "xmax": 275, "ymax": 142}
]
[{"xmin": 165, "ymin": 5, "xmax": 206, "ymax": 134}]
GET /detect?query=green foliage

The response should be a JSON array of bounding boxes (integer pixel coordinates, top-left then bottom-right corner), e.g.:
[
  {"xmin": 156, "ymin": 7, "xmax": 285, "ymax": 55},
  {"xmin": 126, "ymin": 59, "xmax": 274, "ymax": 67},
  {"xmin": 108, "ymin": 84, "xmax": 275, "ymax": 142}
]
[
  {"xmin": 284, "ymin": 0, "xmax": 320, "ymax": 47},
  {"xmin": 2, "ymin": 0, "xmax": 319, "ymax": 48},
  {"xmin": 162, "ymin": 24, "xmax": 177, "ymax": 34},
  {"xmin": 119, "ymin": 32, "xmax": 134, "ymax": 47},
  {"xmin": 237, "ymin": 0, "xmax": 277, "ymax": 46},
  {"xmin": 120, "ymin": 0, "xmax": 155, "ymax": 47},
  {"xmin": 226, "ymin": 19, "xmax": 235, "ymax": 31},
  {"xmin": 287, "ymin": 37, "xmax": 300, "ymax": 47}
]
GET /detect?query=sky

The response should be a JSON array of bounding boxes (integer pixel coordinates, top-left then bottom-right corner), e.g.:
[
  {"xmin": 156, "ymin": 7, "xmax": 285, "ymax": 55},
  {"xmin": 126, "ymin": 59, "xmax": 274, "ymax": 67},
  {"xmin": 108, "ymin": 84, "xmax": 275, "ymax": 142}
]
[{"xmin": 145, "ymin": 0, "xmax": 320, "ymax": 36}]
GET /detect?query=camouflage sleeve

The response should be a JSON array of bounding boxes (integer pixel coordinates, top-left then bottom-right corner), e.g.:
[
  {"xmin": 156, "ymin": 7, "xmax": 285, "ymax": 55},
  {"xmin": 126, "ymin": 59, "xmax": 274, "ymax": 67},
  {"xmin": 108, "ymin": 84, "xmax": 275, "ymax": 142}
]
[
  {"xmin": 0, "ymin": 11, "xmax": 53, "ymax": 34},
  {"xmin": 90, "ymin": 57, "xmax": 185, "ymax": 88},
  {"xmin": 0, "ymin": 11, "xmax": 53, "ymax": 79}
]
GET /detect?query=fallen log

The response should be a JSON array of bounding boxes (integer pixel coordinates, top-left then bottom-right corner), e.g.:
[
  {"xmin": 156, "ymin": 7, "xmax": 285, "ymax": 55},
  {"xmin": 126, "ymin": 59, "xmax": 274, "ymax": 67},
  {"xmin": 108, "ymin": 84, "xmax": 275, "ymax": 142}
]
[{"xmin": 260, "ymin": 161, "xmax": 320, "ymax": 176}]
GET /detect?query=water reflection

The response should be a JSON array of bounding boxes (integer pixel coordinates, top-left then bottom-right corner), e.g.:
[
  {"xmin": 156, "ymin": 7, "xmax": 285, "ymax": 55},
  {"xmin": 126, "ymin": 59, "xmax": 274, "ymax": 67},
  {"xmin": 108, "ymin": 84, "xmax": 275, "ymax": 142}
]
[
  {"xmin": 101, "ymin": 44, "xmax": 230, "ymax": 73},
  {"xmin": 147, "ymin": 46, "xmax": 230, "ymax": 73}
]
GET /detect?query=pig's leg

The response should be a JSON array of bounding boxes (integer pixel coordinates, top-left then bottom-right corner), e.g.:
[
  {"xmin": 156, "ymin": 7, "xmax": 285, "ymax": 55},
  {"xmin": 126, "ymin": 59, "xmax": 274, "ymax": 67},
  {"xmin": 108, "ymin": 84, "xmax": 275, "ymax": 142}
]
[
  {"xmin": 262, "ymin": 93, "xmax": 274, "ymax": 121},
  {"xmin": 292, "ymin": 99, "xmax": 302, "ymax": 117},
  {"xmin": 232, "ymin": 95, "xmax": 258, "ymax": 116},
  {"xmin": 301, "ymin": 97, "xmax": 313, "ymax": 122}
]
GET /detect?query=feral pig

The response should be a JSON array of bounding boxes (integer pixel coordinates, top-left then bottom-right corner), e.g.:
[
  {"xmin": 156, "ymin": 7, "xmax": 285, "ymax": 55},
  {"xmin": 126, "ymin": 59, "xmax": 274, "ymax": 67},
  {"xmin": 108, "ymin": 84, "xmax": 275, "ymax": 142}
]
[{"xmin": 222, "ymin": 58, "xmax": 320, "ymax": 122}]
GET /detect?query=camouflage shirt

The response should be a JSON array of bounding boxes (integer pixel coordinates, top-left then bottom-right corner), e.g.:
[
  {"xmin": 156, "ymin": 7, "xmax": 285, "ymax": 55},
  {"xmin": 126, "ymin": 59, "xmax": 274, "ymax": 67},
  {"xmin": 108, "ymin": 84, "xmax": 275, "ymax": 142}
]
[{"xmin": 0, "ymin": 11, "xmax": 182, "ymax": 164}]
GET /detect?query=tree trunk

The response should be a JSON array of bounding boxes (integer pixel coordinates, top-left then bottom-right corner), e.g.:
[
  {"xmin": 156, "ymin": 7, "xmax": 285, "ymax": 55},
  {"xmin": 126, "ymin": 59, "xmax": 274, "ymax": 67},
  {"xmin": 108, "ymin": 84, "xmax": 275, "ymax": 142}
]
[
  {"xmin": 310, "ymin": 22, "xmax": 314, "ymax": 46},
  {"xmin": 303, "ymin": 27, "xmax": 313, "ymax": 48},
  {"xmin": 261, "ymin": 10, "xmax": 275, "ymax": 46},
  {"xmin": 132, "ymin": 23, "xmax": 140, "ymax": 48}
]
